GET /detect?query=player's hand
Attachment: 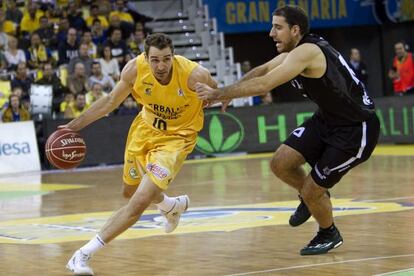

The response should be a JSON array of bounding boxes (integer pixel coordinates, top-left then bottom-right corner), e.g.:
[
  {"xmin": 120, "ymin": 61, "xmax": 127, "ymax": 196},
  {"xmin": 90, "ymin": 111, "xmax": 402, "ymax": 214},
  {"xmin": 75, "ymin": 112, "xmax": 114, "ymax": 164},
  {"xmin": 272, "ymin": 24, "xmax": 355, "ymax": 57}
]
[{"xmin": 195, "ymin": 82, "xmax": 220, "ymax": 101}]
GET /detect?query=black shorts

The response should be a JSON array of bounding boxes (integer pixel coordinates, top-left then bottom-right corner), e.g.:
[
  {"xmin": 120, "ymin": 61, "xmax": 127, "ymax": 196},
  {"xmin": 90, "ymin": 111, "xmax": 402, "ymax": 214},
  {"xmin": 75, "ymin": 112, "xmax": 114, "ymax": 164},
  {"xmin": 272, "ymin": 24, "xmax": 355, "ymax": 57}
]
[{"xmin": 283, "ymin": 113, "xmax": 380, "ymax": 188}]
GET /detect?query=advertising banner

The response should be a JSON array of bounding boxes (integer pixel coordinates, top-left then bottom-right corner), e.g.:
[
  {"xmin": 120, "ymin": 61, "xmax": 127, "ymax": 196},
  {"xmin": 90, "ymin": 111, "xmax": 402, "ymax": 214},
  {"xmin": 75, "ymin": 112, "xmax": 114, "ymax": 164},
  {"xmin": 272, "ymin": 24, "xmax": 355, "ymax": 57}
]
[
  {"xmin": 203, "ymin": 0, "xmax": 414, "ymax": 33},
  {"xmin": 41, "ymin": 95, "xmax": 414, "ymax": 167},
  {"xmin": 0, "ymin": 121, "xmax": 41, "ymax": 174}
]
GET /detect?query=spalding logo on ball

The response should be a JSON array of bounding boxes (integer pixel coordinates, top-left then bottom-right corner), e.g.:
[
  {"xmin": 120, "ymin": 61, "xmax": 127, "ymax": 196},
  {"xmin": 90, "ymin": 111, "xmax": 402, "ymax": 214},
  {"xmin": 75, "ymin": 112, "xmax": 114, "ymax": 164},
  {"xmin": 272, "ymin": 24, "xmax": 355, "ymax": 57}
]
[{"xmin": 45, "ymin": 128, "xmax": 86, "ymax": 169}]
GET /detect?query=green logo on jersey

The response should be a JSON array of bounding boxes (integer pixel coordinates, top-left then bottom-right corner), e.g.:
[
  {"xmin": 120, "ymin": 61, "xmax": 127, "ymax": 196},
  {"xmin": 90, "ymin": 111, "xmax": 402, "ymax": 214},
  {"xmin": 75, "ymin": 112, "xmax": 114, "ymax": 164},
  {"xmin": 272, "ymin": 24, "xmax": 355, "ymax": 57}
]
[{"xmin": 196, "ymin": 111, "xmax": 244, "ymax": 154}]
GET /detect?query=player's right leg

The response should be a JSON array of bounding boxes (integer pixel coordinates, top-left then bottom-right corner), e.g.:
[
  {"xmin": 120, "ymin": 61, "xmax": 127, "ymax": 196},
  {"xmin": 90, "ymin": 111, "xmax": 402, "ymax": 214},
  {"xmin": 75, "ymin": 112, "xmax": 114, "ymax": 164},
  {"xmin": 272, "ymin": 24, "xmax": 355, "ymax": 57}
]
[{"xmin": 67, "ymin": 175, "xmax": 162, "ymax": 275}]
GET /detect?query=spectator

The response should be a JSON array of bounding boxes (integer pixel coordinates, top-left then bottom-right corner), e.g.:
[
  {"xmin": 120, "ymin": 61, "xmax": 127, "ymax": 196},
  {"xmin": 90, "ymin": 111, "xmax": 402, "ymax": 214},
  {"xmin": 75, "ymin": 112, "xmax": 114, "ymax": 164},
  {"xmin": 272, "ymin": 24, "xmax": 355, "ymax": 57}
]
[
  {"xmin": 91, "ymin": 19, "xmax": 107, "ymax": 46},
  {"xmin": 0, "ymin": 9, "xmax": 16, "ymax": 36},
  {"xmin": 20, "ymin": 2, "xmax": 43, "ymax": 34},
  {"xmin": 261, "ymin": 92, "xmax": 273, "ymax": 105},
  {"xmin": 26, "ymin": 32, "xmax": 52, "ymax": 70},
  {"xmin": 82, "ymin": 30, "xmax": 97, "ymax": 59},
  {"xmin": 67, "ymin": 43, "xmax": 94, "ymax": 76},
  {"xmin": 4, "ymin": 36, "xmax": 26, "ymax": 71},
  {"xmin": 117, "ymin": 95, "xmax": 139, "ymax": 116},
  {"xmin": 58, "ymin": 27, "xmax": 79, "ymax": 66},
  {"xmin": 66, "ymin": 2, "xmax": 86, "ymax": 31},
  {"xmin": 88, "ymin": 62, "xmax": 115, "ymax": 93},
  {"xmin": 2, "ymin": 94, "xmax": 31, "ymax": 122},
  {"xmin": 36, "ymin": 62, "xmax": 65, "ymax": 113},
  {"xmin": 86, "ymin": 4, "xmax": 109, "ymax": 29},
  {"xmin": 388, "ymin": 41, "xmax": 414, "ymax": 95},
  {"xmin": 55, "ymin": 17, "xmax": 71, "ymax": 46},
  {"xmin": 5, "ymin": 0, "xmax": 23, "ymax": 25},
  {"xmin": 67, "ymin": 62, "xmax": 89, "ymax": 95},
  {"xmin": 107, "ymin": 14, "xmax": 133, "ymax": 40},
  {"xmin": 60, "ymin": 92, "xmax": 74, "ymax": 115},
  {"xmin": 35, "ymin": 15, "xmax": 54, "ymax": 48},
  {"xmin": 0, "ymin": 23, "xmax": 9, "ymax": 51},
  {"xmin": 241, "ymin": 60, "xmax": 261, "ymax": 105},
  {"xmin": 98, "ymin": 45, "xmax": 120, "ymax": 81},
  {"xmin": 348, "ymin": 48, "xmax": 368, "ymax": 85},
  {"xmin": 11, "ymin": 62, "xmax": 33, "ymax": 99},
  {"xmin": 86, "ymin": 82, "xmax": 106, "ymax": 105},
  {"xmin": 64, "ymin": 93, "xmax": 89, "ymax": 119},
  {"xmin": 103, "ymin": 28, "xmax": 128, "ymax": 69},
  {"xmin": 128, "ymin": 29, "xmax": 145, "ymax": 55},
  {"xmin": 109, "ymin": 0, "xmax": 134, "ymax": 24}
]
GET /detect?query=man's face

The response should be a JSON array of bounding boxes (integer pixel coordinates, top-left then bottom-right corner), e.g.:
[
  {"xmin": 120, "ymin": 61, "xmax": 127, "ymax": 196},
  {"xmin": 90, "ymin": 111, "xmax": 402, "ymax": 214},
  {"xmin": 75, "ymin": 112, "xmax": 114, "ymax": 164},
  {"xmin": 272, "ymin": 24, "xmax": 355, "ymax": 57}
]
[
  {"xmin": 92, "ymin": 83, "xmax": 102, "ymax": 94},
  {"xmin": 146, "ymin": 46, "xmax": 173, "ymax": 83},
  {"xmin": 91, "ymin": 7, "xmax": 99, "ymax": 17},
  {"xmin": 17, "ymin": 64, "xmax": 27, "ymax": 77},
  {"xmin": 111, "ymin": 30, "xmax": 122, "ymax": 42},
  {"xmin": 43, "ymin": 64, "xmax": 53, "ymax": 77},
  {"xmin": 10, "ymin": 96, "xmax": 19, "ymax": 109},
  {"xmin": 269, "ymin": 15, "xmax": 297, "ymax": 53},
  {"xmin": 74, "ymin": 64, "xmax": 85, "ymax": 77},
  {"xmin": 67, "ymin": 29, "xmax": 77, "ymax": 43},
  {"xmin": 395, "ymin": 43, "xmax": 406, "ymax": 59},
  {"xmin": 135, "ymin": 30, "xmax": 145, "ymax": 42},
  {"xmin": 83, "ymin": 32, "xmax": 92, "ymax": 43},
  {"xmin": 79, "ymin": 44, "xmax": 89, "ymax": 57},
  {"xmin": 92, "ymin": 64, "xmax": 101, "ymax": 75},
  {"xmin": 76, "ymin": 95, "xmax": 86, "ymax": 109},
  {"xmin": 31, "ymin": 34, "xmax": 41, "ymax": 46},
  {"xmin": 350, "ymin": 49, "xmax": 360, "ymax": 62}
]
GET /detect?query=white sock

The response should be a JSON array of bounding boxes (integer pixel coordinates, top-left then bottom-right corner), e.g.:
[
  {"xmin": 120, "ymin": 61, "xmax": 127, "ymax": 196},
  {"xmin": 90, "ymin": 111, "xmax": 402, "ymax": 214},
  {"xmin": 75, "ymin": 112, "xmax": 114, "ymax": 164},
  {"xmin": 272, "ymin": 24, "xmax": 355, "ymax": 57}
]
[
  {"xmin": 80, "ymin": 234, "xmax": 106, "ymax": 256},
  {"xmin": 156, "ymin": 195, "xmax": 176, "ymax": 213}
]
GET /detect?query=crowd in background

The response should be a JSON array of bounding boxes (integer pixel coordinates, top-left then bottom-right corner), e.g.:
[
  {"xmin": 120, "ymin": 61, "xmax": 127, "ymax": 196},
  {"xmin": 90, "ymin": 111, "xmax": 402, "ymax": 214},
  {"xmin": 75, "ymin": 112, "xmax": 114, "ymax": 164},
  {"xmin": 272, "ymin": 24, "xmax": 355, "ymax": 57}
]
[
  {"xmin": 0, "ymin": 0, "xmax": 413, "ymax": 124},
  {"xmin": 0, "ymin": 0, "xmax": 147, "ymax": 123}
]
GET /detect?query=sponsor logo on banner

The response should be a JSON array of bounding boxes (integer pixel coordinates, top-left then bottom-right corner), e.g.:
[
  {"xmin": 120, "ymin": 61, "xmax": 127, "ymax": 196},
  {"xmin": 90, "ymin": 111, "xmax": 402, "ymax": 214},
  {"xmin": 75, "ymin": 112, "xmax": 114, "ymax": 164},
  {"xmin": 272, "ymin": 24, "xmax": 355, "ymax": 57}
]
[
  {"xmin": 0, "ymin": 198, "xmax": 413, "ymax": 244},
  {"xmin": 0, "ymin": 121, "xmax": 40, "ymax": 174},
  {"xmin": 196, "ymin": 111, "xmax": 244, "ymax": 154}
]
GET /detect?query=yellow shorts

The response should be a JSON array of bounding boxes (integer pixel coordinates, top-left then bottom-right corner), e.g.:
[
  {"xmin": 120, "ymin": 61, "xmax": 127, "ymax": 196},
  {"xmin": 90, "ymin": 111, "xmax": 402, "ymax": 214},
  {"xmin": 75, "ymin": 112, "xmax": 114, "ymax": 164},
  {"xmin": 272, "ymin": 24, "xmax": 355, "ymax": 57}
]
[{"xmin": 123, "ymin": 114, "xmax": 197, "ymax": 190}]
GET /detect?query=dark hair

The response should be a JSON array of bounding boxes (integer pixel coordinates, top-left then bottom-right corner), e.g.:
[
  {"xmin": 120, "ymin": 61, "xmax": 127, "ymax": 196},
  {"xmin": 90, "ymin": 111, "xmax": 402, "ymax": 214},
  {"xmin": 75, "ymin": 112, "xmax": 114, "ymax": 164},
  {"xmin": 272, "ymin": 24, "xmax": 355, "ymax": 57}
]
[
  {"xmin": 144, "ymin": 33, "xmax": 174, "ymax": 56},
  {"xmin": 273, "ymin": 6, "xmax": 309, "ymax": 35}
]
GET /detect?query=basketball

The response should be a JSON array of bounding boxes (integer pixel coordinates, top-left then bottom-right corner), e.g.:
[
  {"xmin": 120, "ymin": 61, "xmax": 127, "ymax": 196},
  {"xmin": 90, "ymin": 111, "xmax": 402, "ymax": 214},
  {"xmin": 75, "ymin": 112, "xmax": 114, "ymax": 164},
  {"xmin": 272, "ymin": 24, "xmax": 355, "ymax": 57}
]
[{"xmin": 45, "ymin": 128, "xmax": 86, "ymax": 169}]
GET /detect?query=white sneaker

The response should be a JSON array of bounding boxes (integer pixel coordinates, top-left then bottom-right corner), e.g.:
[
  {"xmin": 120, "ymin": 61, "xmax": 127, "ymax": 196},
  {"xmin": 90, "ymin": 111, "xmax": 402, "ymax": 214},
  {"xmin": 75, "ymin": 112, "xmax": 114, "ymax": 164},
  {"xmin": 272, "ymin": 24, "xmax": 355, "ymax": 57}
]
[
  {"xmin": 66, "ymin": 250, "xmax": 94, "ymax": 275},
  {"xmin": 159, "ymin": 195, "xmax": 190, "ymax": 233}
]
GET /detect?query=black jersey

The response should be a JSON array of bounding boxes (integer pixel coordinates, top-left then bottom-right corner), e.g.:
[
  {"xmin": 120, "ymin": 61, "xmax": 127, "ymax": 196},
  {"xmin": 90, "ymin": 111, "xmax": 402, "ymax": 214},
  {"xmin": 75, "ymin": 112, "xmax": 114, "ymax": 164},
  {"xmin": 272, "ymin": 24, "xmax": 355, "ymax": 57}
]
[{"xmin": 294, "ymin": 34, "xmax": 375, "ymax": 125}]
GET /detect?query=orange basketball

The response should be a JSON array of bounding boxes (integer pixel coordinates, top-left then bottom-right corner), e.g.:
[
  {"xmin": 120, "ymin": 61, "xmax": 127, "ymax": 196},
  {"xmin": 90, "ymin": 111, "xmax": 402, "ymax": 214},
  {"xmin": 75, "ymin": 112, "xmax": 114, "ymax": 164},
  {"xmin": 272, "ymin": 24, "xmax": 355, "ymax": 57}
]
[{"xmin": 45, "ymin": 128, "xmax": 86, "ymax": 169}]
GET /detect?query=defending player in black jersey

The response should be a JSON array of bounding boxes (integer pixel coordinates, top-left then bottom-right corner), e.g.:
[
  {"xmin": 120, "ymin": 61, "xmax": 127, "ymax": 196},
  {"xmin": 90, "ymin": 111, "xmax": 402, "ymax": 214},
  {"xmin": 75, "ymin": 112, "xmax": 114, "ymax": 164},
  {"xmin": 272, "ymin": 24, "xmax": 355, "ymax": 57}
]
[{"xmin": 195, "ymin": 6, "xmax": 380, "ymax": 255}]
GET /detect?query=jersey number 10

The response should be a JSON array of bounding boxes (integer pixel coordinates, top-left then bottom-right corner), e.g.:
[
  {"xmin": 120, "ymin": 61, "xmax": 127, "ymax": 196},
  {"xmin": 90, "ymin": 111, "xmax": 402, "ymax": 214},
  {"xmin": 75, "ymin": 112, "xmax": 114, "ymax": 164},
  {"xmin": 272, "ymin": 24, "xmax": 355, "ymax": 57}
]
[{"xmin": 153, "ymin": 117, "xmax": 167, "ymax": 130}]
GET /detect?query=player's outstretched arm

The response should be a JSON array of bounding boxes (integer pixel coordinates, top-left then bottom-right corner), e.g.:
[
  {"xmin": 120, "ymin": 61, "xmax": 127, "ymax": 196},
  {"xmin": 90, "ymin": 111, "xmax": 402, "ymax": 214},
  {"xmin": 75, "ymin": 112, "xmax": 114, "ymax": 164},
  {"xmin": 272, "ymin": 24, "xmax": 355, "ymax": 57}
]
[
  {"xmin": 196, "ymin": 44, "xmax": 320, "ymax": 101},
  {"xmin": 239, "ymin": 53, "xmax": 288, "ymax": 82},
  {"xmin": 62, "ymin": 59, "xmax": 137, "ymax": 131}
]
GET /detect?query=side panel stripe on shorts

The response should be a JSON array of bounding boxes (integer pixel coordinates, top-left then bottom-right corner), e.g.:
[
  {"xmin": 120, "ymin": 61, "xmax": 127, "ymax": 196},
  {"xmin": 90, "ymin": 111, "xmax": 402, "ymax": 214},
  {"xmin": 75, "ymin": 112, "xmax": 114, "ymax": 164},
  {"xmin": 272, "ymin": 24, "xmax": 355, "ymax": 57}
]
[{"xmin": 329, "ymin": 121, "xmax": 367, "ymax": 172}]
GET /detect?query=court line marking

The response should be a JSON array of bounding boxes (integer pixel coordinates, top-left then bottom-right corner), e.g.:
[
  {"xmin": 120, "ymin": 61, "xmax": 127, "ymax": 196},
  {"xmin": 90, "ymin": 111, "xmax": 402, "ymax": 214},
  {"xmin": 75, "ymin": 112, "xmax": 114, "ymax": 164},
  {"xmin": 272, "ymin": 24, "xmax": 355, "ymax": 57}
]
[
  {"xmin": 360, "ymin": 196, "xmax": 414, "ymax": 202},
  {"xmin": 224, "ymin": 253, "xmax": 414, "ymax": 276},
  {"xmin": 374, "ymin": 267, "xmax": 414, "ymax": 276}
]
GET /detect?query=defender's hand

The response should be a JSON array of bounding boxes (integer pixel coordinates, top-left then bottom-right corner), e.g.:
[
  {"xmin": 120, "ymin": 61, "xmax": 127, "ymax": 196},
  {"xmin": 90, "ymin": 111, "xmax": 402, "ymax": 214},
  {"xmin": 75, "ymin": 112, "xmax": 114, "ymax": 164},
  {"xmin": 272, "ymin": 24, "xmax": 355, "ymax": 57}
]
[{"xmin": 195, "ymin": 82, "xmax": 221, "ymax": 101}]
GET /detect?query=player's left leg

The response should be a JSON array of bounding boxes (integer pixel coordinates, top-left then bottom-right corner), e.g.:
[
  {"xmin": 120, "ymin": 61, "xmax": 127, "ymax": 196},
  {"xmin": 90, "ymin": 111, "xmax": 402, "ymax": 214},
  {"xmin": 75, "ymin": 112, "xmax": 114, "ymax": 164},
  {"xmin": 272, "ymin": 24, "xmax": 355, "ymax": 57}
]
[{"xmin": 299, "ymin": 175, "xmax": 342, "ymax": 255}]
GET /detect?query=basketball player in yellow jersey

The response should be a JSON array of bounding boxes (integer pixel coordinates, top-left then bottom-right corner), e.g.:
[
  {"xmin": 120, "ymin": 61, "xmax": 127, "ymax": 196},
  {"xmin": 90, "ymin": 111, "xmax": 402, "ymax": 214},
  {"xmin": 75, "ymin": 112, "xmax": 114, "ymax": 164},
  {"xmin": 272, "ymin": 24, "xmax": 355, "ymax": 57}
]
[{"xmin": 63, "ymin": 33, "xmax": 218, "ymax": 275}]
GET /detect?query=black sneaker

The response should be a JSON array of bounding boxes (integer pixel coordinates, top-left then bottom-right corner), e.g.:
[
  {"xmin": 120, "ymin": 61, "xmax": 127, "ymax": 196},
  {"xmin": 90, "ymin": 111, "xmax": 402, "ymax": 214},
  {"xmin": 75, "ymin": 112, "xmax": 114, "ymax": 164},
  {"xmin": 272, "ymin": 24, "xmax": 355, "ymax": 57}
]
[
  {"xmin": 289, "ymin": 191, "xmax": 330, "ymax": 227},
  {"xmin": 300, "ymin": 228, "xmax": 343, "ymax": 255}
]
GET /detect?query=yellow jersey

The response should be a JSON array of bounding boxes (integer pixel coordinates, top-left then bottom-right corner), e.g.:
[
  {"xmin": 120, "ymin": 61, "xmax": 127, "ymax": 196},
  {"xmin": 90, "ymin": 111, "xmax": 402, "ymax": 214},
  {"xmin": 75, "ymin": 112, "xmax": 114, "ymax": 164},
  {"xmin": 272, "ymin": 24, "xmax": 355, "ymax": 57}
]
[{"xmin": 132, "ymin": 54, "xmax": 203, "ymax": 133}]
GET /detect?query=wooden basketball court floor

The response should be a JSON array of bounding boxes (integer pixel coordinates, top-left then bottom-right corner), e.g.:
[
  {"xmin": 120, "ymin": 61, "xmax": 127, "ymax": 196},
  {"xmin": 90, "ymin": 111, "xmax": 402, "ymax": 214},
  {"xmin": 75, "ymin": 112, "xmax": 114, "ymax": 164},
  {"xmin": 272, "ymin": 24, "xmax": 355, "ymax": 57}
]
[{"xmin": 1, "ymin": 145, "xmax": 414, "ymax": 276}]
